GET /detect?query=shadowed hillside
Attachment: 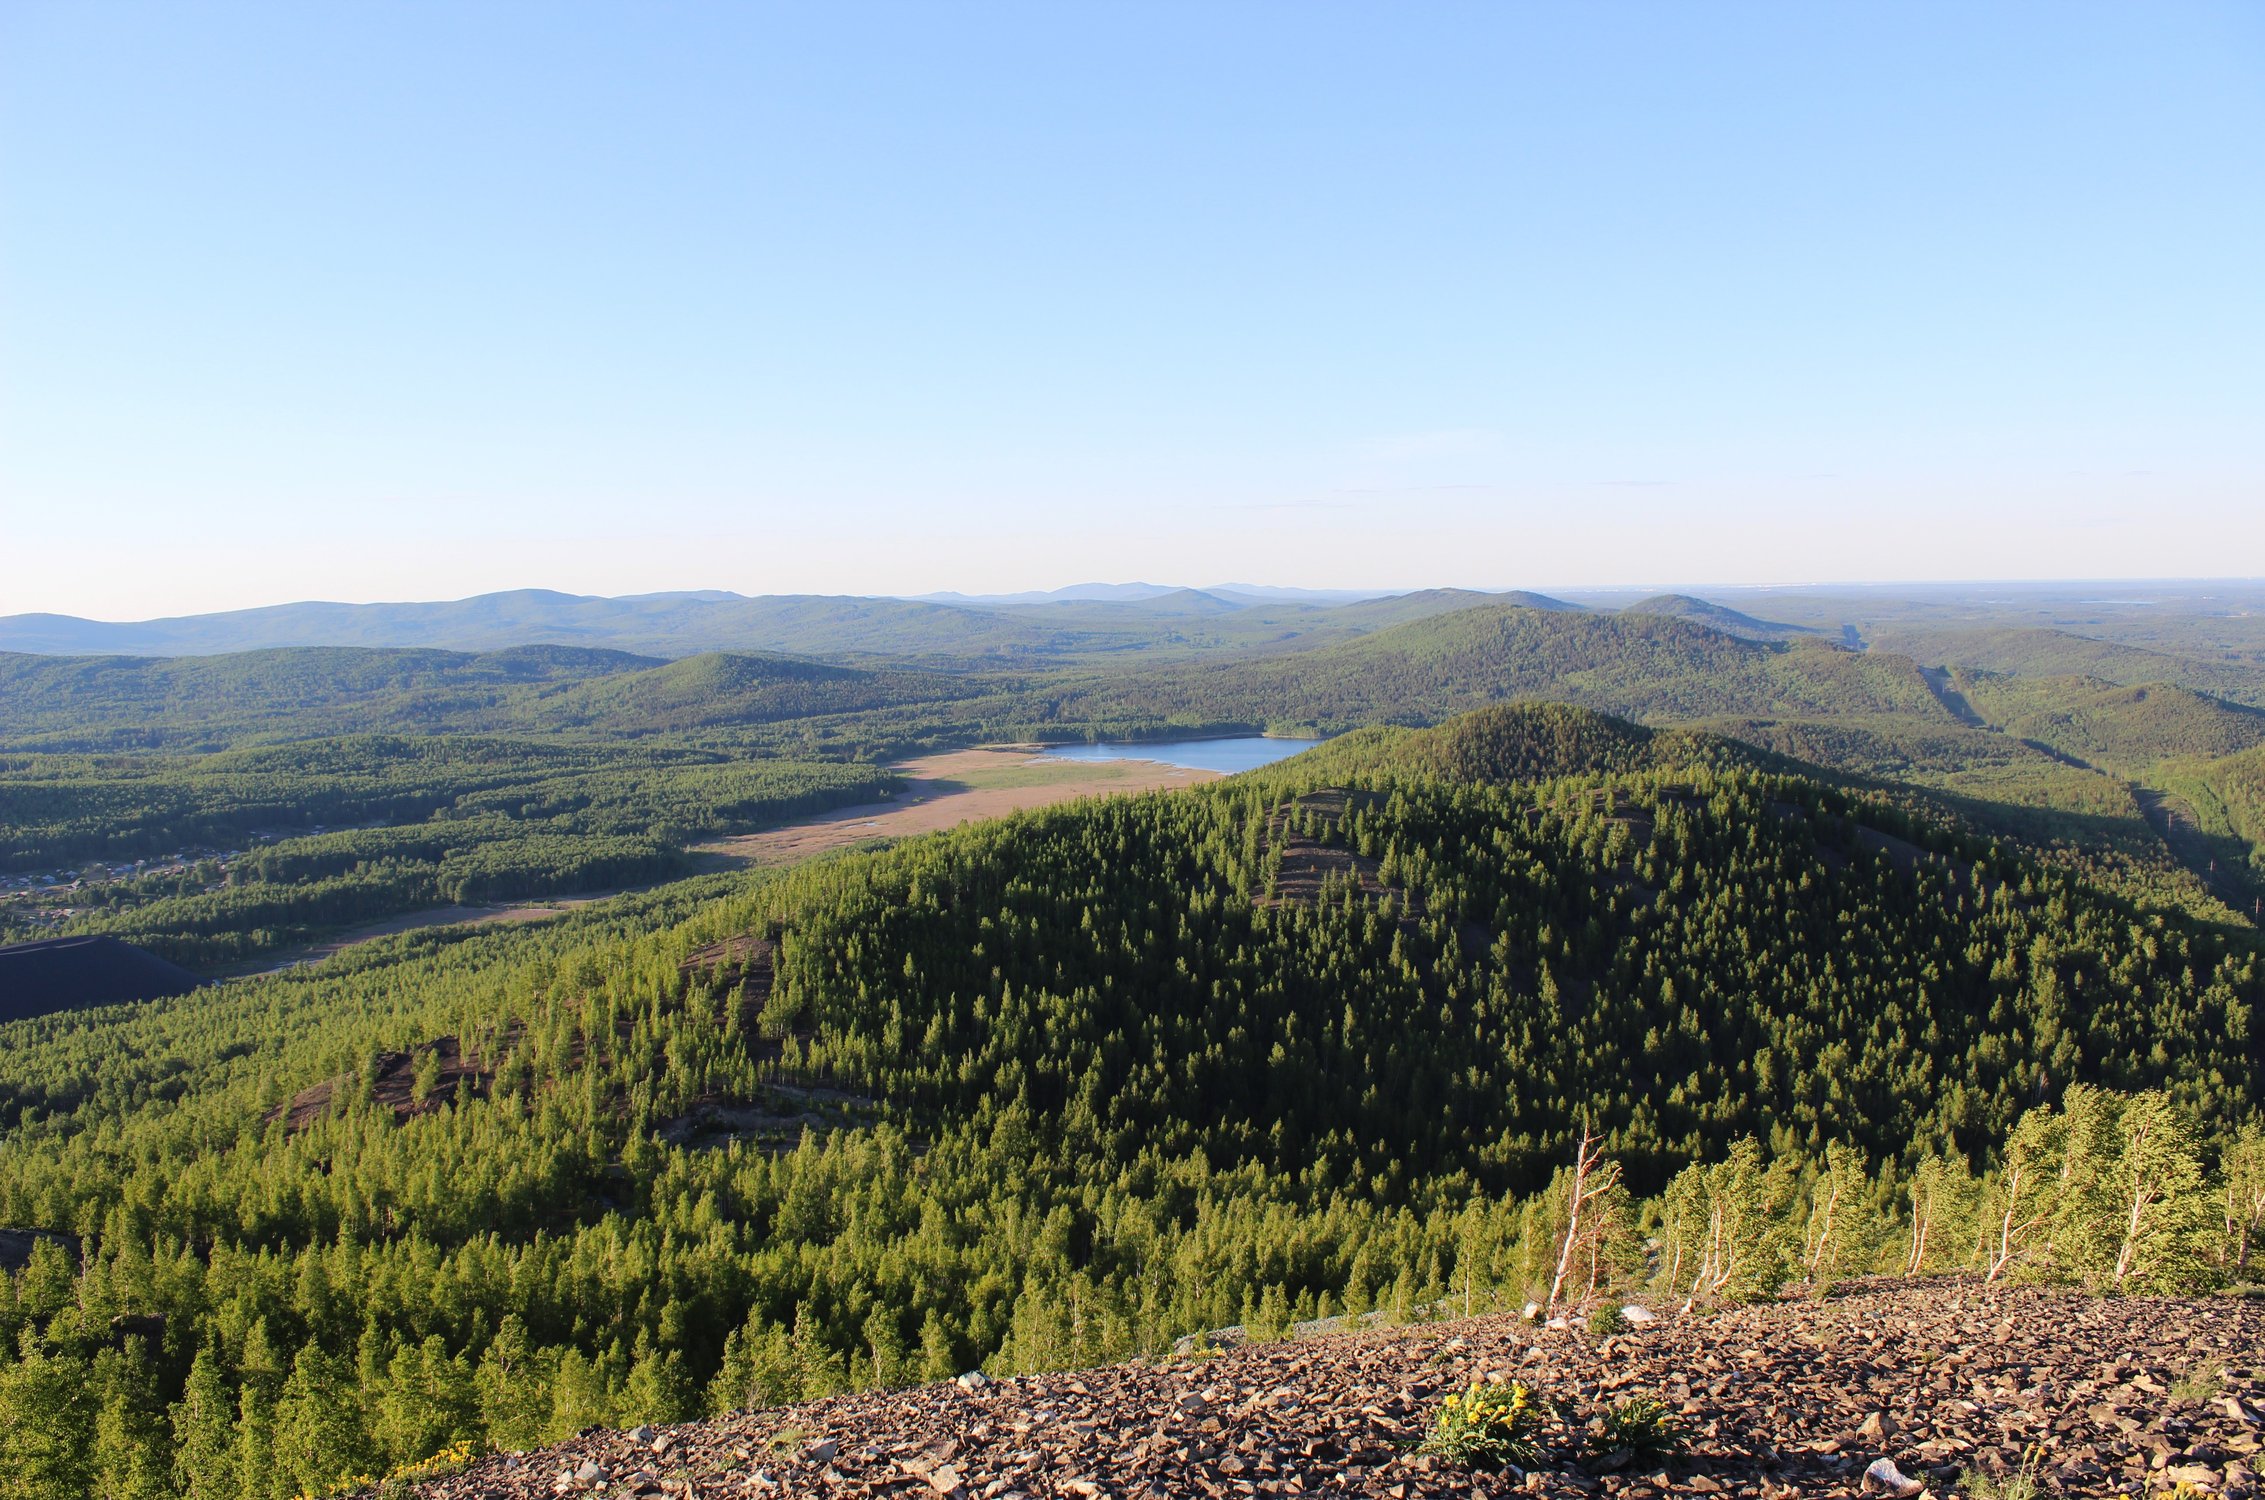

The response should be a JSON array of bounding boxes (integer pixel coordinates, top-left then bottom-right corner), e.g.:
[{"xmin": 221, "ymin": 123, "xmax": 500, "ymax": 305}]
[{"xmin": 0, "ymin": 934, "xmax": 203, "ymax": 1021}]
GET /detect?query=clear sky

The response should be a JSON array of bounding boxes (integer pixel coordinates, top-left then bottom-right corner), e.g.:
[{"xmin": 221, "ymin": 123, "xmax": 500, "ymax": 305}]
[{"xmin": 3, "ymin": 3, "xmax": 2261, "ymax": 619}]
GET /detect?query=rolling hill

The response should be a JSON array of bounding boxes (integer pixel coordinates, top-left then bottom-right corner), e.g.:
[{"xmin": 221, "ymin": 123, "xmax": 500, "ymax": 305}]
[
  {"xmin": 1953, "ymin": 674, "xmax": 2265, "ymax": 774},
  {"xmin": 1055, "ymin": 605, "xmax": 1954, "ymax": 733},
  {"xmin": 1620, "ymin": 593, "xmax": 1814, "ymax": 640},
  {"xmin": 0, "ymin": 647, "xmax": 975, "ymax": 751},
  {"xmin": 0, "ymin": 703, "xmax": 2258, "ymax": 1492},
  {"xmin": 1872, "ymin": 625, "xmax": 2265, "ymax": 707}
]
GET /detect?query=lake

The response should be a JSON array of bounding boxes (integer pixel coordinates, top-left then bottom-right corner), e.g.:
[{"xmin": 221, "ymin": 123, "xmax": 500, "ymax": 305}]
[{"xmin": 1038, "ymin": 736, "xmax": 1328, "ymax": 774}]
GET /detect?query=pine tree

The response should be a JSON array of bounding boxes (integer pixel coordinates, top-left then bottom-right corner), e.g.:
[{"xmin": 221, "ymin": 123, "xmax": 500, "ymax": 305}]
[
  {"xmin": 1900, "ymin": 1152, "xmax": 1976, "ymax": 1277},
  {"xmin": 234, "ymin": 1380, "xmax": 279, "ymax": 1500},
  {"xmin": 275, "ymin": 1339, "xmax": 378, "ymax": 1498},
  {"xmin": 477, "ymin": 1315, "xmax": 555, "ymax": 1452},
  {"xmin": 919, "ymin": 1309, "xmax": 958, "ymax": 1383},
  {"xmin": 624, "ymin": 1335, "xmax": 695, "ymax": 1424},
  {"xmin": 1983, "ymin": 1105, "xmax": 2063, "ymax": 1282},
  {"xmin": 1663, "ymin": 1137, "xmax": 1792, "ymax": 1309},
  {"xmin": 92, "ymin": 1338, "xmax": 173, "ymax": 1500},
  {"xmin": 861, "ymin": 1306, "xmax": 908, "ymax": 1391},
  {"xmin": 171, "ymin": 1346, "xmax": 239, "ymax": 1500},
  {"xmin": 1799, "ymin": 1142, "xmax": 1871, "ymax": 1288},
  {"xmin": 0, "ymin": 1334, "xmax": 97, "ymax": 1500},
  {"xmin": 375, "ymin": 1334, "xmax": 476, "ymax": 1470}
]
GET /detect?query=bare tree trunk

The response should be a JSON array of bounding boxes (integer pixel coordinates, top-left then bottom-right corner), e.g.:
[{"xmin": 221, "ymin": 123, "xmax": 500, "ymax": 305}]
[
  {"xmin": 1903, "ymin": 1181, "xmax": 1930, "ymax": 1278},
  {"xmin": 1547, "ymin": 1127, "xmax": 1600, "ymax": 1313},
  {"xmin": 1987, "ymin": 1164, "xmax": 2041, "ymax": 1284},
  {"xmin": 1805, "ymin": 1175, "xmax": 1842, "ymax": 1283},
  {"xmin": 2113, "ymin": 1180, "xmax": 2157, "ymax": 1286}
]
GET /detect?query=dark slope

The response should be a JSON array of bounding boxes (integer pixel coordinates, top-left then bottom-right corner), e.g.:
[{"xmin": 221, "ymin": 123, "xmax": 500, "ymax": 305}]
[{"xmin": 0, "ymin": 934, "xmax": 203, "ymax": 1021}]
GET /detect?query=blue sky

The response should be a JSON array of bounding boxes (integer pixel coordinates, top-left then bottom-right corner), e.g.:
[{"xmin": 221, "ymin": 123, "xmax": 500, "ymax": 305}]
[{"xmin": 3, "ymin": 3, "xmax": 2260, "ymax": 618}]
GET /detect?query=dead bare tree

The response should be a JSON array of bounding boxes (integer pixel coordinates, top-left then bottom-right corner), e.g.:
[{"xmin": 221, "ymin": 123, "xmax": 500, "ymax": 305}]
[{"xmin": 1546, "ymin": 1123, "xmax": 1622, "ymax": 1313}]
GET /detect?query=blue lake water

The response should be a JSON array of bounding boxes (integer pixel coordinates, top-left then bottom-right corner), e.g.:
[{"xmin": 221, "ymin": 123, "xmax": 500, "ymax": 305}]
[{"xmin": 1039, "ymin": 736, "xmax": 1327, "ymax": 774}]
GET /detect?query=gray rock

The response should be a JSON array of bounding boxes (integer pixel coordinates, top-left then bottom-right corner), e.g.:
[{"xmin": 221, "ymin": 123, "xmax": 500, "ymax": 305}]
[
  {"xmin": 956, "ymin": 1370, "xmax": 991, "ymax": 1392},
  {"xmin": 1862, "ymin": 1458, "xmax": 1923, "ymax": 1497},
  {"xmin": 803, "ymin": 1438, "xmax": 839, "ymax": 1462},
  {"xmin": 1620, "ymin": 1304, "xmax": 1657, "ymax": 1324}
]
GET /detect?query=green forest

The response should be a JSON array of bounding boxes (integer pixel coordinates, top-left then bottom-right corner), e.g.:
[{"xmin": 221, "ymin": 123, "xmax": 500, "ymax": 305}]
[
  {"xmin": 1, "ymin": 704, "xmax": 2260, "ymax": 1496},
  {"xmin": 6, "ymin": 589, "xmax": 2265, "ymax": 1499},
  {"xmin": 0, "ymin": 739, "xmax": 893, "ymax": 967}
]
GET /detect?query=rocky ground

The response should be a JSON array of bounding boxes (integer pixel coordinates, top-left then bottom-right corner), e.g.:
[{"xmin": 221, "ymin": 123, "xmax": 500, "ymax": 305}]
[{"xmin": 409, "ymin": 1282, "xmax": 2263, "ymax": 1500}]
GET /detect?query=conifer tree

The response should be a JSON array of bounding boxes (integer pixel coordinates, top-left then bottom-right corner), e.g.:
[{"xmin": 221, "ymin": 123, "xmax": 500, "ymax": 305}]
[
  {"xmin": 0, "ymin": 1335, "xmax": 96, "ymax": 1500},
  {"xmin": 170, "ymin": 1347, "xmax": 238, "ymax": 1500},
  {"xmin": 476, "ymin": 1315, "xmax": 554, "ymax": 1452},
  {"xmin": 276, "ymin": 1340, "xmax": 378, "ymax": 1498},
  {"xmin": 1983, "ymin": 1106, "xmax": 2063, "ymax": 1282},
  {"xmin": 1799, "ymin": 1142, "xmax": 1870, "ymax": 1287},
  {"xmin": 1900, "ymin": 1152, "xmax": 1977, "ymax": 1278},
  {"xmin": 92, "ymin": 1339, "xmax": 173, "ymax": 1500}
]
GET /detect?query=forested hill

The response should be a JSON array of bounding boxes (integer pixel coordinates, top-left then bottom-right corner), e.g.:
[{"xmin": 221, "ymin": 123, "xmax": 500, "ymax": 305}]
[
  {"xmin": 0, "ymin": 707, "xmax": 2256, "ymax": 1496},
  {"xmin": 0, "ymin": 647, "xmax": 972, "ymax": 751},
  {"xmin": 0, "ymin": 606, "xmax": 1954, "ymax": 752},
  {"xmin": 1279, "ymin": 702, "xmax": 1786, "ymax": 787},
  {"xmin": 1057, "ymin": 605, "xmax": 1953, "ymax": 733},
  {"xmin": 1870, "ymin": 625, "xmax": 2265, "ymax": 708}
]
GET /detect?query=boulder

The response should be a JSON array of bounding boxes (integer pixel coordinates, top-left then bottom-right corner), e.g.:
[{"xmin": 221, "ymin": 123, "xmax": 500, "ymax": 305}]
[{"xmin": 1861, "ymin": 1458, "xmax": 1923, "ymax": 1497}]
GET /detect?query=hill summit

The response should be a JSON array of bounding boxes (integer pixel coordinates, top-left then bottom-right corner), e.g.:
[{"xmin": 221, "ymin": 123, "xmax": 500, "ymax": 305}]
[{"xmin": 404, "ymin": 1282, "xmax": 2260, "ymax": 1500}]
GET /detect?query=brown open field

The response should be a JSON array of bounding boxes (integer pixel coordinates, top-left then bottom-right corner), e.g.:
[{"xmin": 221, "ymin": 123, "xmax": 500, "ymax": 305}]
[{"xmin": 692, "ymin": 745, "xmax": 1219, "ymax": 867}]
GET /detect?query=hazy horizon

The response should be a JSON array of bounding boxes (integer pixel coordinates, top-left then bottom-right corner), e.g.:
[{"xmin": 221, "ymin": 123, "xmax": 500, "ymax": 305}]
[{"xmin": 10, "ymin": 574, "xmax": 2265, "ymax": 630}]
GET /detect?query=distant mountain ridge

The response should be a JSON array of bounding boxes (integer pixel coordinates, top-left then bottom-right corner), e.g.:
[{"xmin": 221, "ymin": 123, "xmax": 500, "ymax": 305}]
[{"xmin": 0, "ymin": 586, "xmax": 1571, "ymax": 661}]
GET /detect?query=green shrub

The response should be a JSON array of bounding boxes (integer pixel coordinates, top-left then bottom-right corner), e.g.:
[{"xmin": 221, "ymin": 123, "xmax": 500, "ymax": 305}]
[
  {"xmin": 1592, "ymin": 1393, "xmax": 1683, "ymax": 1461},
  {"xmin": 1421, "ymin": 1379, "xmax": 1552, "ymax": 1470},
  {"xmin": 1586, "ymin": 1305, "xmax": 1630, "ymax": 1336}
]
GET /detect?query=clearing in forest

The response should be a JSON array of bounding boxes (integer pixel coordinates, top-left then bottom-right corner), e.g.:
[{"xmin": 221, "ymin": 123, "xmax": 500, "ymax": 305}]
[{"xmin": 692, "ymin": 746, "xmax": 1218, "ymax": 867}]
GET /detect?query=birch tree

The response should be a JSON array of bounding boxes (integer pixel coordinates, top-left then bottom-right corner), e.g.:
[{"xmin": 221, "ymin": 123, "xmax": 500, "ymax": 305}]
[
  {"xmin": 2223, "ymin": 1125, "xmax": 2265, "ymax": 1279},
  {"xmin": 2102, "ymin": 1090, "xmax": 2212, "ymax": 1293}
]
